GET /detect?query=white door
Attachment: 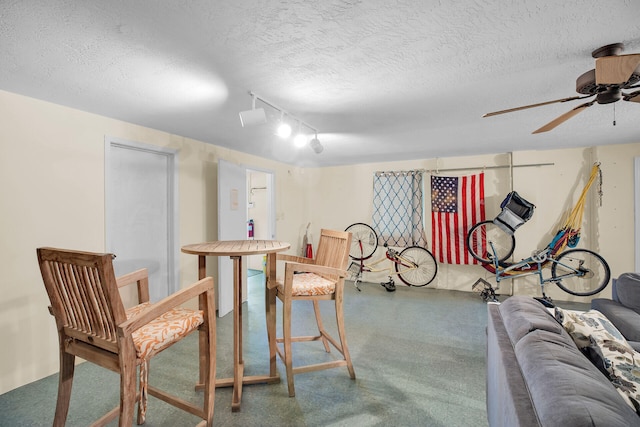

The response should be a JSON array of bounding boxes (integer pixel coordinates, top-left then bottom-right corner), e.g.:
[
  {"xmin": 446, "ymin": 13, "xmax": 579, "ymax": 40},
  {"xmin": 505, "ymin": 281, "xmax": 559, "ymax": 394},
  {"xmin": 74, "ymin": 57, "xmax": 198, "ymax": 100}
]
[
  {"xmin": 105, "ymin": 137, "xmax": 179, "ymax": 303},
  {"xmin": 217, "ymin": 159, "xmax": 248, "ymax": 317}
]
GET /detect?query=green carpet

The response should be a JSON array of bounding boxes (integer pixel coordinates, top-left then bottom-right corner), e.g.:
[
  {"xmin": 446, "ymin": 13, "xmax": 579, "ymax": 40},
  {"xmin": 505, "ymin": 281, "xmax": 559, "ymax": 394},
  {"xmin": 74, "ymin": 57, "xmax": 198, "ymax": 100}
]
[
  {"xmin": 3, "ymin": 274, "xmax": 586, "ymax": 426},
  {"xmin": 247, "ymin": 268, "xmax": 263, "ymax": 278}
]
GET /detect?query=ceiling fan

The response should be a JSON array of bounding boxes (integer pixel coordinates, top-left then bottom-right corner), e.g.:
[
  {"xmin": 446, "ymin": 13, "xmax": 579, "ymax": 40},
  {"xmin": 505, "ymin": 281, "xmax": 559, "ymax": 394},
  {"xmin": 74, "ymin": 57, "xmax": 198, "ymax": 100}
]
[{"xmin": 484, "ymin": 43, "xmax": 640, "ymax": 134}]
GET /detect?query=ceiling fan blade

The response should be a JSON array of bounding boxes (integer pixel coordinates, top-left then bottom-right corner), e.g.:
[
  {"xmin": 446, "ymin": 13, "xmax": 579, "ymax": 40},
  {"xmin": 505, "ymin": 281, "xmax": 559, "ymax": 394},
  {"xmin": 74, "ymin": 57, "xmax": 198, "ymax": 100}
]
[
  {"xmin": 624, "ymin": 90, "xmax": 640, "ymax": 103},
  {"xmin": 532, "ymin": 101, "xmax": 596, "ymax": 134},
  {"xmin": 595, "ymin": 54, "xmax": 640, "ymax": 85},
  {"xmin": 483, "ymin": 95, "xmax": 592, "ymax": 117}
]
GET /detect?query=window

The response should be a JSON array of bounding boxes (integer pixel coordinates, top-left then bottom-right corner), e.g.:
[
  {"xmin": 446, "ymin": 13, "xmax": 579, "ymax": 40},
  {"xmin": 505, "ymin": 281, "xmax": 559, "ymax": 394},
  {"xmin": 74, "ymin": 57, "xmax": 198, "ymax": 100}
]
[{"xmin": 372, "ymin": 170, "xmax": 427, "ymax": 247}]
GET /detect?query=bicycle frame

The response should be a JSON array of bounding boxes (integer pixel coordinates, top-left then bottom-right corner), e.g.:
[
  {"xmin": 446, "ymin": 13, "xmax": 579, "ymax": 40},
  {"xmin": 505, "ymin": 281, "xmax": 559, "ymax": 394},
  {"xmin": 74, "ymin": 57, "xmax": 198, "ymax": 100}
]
[
  {"xmin": 349, "ymin": 246, "xmax": 421, "ymax": 292},
  {"xmin": 352, "ymin": 247, "xmax": 418, "ymax": 277},
  {"xmin": 488, "ymin": 242, "xmax": 587, "ymax": 297}
]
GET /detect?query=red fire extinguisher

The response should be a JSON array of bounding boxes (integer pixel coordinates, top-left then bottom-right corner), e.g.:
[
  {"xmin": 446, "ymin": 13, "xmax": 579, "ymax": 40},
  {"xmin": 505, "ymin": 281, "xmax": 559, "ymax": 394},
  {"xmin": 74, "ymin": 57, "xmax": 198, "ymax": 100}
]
[
  {"xmin": 305, "ymin": 228, "xmax": 313, "ymax": 258},
  {"xmin": 248, "ymin": 219, "xmax": 254, "ymax": 239}
]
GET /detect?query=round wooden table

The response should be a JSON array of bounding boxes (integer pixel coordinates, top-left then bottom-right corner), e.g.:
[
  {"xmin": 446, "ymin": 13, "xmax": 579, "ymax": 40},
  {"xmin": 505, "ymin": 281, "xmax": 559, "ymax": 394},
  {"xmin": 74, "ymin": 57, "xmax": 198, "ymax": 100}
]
[{"xmin": 181, "ymin": 240, "xmax": 290, "ymax": 412}]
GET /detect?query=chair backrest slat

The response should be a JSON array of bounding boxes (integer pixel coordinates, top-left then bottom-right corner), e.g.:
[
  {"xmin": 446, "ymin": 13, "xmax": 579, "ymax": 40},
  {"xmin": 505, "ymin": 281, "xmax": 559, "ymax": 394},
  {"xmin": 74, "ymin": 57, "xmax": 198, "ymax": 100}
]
[
  {"xmin": 314, "ymin": 229, "xmax": 352, "ymax": 279},
  {"xmin": 38, "ymin": 248, "xmax": 127, "ymax": 349}
]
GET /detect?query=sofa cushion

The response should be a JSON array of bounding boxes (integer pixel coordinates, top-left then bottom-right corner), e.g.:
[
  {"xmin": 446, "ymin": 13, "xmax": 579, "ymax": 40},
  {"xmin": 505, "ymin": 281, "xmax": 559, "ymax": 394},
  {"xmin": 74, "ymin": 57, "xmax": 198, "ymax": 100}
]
[
  {"xmin": 498, "ymin": 296, "xmax": 565, "ymax": 345},
  {"xmin": 592, "ymin": 333, "xmax": 640, "ymax": 413},
  {"xmin": 555, "ymin": 308, "xmax": 631, "ymax": 351},
  {"xmin": 556, "ymin": 307, "xmax": 640, "ymax": 414},
  {"xmin": 515, "ymin": 329, "xmax": 640, "ymax": 426},
  {"xmin": 615, "ymin": 273, "xmax": 640, "ymax": 313},
  {"xmin": 592, "ymin": 298, "xmax": 640, "ymax": 343}
]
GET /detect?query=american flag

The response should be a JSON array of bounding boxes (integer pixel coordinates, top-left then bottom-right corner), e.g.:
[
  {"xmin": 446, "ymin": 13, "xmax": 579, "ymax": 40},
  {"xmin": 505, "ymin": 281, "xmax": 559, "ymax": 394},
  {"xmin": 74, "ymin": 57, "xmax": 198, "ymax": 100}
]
[{"xmin": 431, "ymin": 173, "xmax": 485, "ymax": 264}]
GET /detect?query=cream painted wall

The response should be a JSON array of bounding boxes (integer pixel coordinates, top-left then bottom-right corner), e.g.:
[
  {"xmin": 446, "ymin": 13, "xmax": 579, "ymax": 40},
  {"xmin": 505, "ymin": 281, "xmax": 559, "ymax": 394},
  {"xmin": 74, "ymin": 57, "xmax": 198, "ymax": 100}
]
[
  {"xmin": 1, "ymin": 88, "xmax": 639, "ymax": 395},
  {"xmin": 308, "ymin": 146, "xmax": 639, "ymax": 304},
  {"xmin": 0, "ymin": 90, "xmax": 306, "ymax": 395}
]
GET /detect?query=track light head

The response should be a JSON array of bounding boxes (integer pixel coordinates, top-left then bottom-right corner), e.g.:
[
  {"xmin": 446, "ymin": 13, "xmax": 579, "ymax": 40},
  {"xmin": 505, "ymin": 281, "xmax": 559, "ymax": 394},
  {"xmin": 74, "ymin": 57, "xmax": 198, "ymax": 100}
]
[
  {"xmin": 239, "ymin": 93, "xmax": 267, "ymax": 127},
  {"xmin": 277, "ymin": 122, "xmax": 292, "ymax": 138},
  {"xmin": 293, "ymin": 133, "xmax": 307, "ymax": 147},
  {"xmin": 309, "ymin": 137, "xmax": 323, "ymax": 154},
  {"xmin": 239, "ymin": 107, "xmax": 266, "ymax": 127}
]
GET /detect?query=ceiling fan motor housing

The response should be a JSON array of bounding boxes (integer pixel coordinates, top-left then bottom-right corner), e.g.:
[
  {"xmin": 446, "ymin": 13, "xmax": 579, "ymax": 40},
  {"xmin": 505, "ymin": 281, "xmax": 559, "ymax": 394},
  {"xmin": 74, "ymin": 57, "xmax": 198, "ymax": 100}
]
[
  {"xmin": 576, "ymin": 70, "xmax": 629, "ymax": 104},
  {"xmin": 591, "ymin": 43, "xmax": 624, "ymax": 58},
  {"xmin": 577, "ymin": 43, "xmax": 640, "ymax": 104}
]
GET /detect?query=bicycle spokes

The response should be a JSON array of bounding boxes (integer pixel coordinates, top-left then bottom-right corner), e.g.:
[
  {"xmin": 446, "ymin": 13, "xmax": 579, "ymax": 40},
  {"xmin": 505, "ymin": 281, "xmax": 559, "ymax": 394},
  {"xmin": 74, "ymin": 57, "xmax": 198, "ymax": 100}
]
[
  {"xmin": 551, "ymin": 249, "xmax": 610, "ymax": 297},
  {"xmin": 346, "ymin": 223, "xmax": 378, "ymax": 260}
]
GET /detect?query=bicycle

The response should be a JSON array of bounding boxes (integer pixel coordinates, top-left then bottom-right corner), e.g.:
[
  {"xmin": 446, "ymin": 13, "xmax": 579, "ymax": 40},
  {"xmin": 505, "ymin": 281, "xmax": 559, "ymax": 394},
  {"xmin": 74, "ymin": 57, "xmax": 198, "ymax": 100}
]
[
  {"xmin": 466, "ymin": 192, "xmax": 610, "ymax": 304},
  {"xmin": 345, "ymin": 223, "xmax": 438, "ymax": 292}
]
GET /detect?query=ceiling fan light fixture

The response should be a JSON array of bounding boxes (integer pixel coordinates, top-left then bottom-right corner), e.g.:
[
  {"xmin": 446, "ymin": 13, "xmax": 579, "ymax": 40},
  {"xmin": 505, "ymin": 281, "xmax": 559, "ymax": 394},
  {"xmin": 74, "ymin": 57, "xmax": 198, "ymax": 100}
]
[{"xmin": 596, "ymin": 88, "xmax": 622, "ymax": 104}]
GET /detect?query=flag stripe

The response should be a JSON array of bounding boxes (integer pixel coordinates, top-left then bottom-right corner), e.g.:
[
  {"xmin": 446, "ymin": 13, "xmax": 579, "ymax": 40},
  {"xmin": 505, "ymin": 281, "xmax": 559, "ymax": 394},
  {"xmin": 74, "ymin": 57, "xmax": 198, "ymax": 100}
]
[
  {"xmin": 431, "ymin": 173, "xmax": 485, "ymax": 265},
  {"xmin": 461, "ymin": 175, "xmax": 468, "ymax": 264}
]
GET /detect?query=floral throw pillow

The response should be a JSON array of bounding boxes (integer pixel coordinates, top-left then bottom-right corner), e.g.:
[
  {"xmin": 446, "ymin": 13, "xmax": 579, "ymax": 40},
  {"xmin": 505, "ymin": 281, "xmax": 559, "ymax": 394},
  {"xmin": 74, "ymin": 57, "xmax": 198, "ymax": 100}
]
[{"xmin": 555, "ymin": 307, "xmax": 640, "ymax": 413}]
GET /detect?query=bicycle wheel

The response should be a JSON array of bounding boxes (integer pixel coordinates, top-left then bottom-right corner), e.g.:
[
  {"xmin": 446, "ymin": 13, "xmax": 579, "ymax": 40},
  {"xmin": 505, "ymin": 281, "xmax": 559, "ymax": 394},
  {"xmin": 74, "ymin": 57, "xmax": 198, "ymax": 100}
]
[
  {"xmin": 466, "ymin": 220, "xmax": 515, "ymax": 264},
  {"xmin": 395, "ymin": 246, "xmax": 438, "ymax": 287},
  {"xmin": 552, "ymin": 249, "xmax": 610, "ymax": 296},
  {"xmin": 345, "ymin": 223, "xmax": 378, "ymax": 260}
]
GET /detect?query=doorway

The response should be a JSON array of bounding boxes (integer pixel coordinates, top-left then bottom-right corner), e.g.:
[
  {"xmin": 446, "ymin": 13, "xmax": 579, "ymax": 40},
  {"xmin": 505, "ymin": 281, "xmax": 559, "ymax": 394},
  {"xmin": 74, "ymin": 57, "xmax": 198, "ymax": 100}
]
[
  {"xmin": 247, "ymin": 168, "xmax": 274, "ymax": 274},
  {"xmin": 104, "ymin": 137, "xmax": 179, "ymax": 304},
  {"xmin": 217, "ymin": 161, "xmax": 275, "ymax": 317}
]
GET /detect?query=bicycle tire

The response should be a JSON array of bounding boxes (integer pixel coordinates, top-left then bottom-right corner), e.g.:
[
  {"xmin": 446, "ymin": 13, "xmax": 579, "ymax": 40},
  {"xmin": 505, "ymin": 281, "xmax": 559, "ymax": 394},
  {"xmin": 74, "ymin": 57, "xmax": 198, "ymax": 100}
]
[
  {"xmin": 466, "ymin": 220, "xmax": 515, "ymax": 264},
  {"xmin": 552, "ymin": 248, "xmax": 610, "ymax": 296},
  {"xmin": 395, "ymin": 246, "xmax": 438, "ymax": 287},
  {"xmin": 345, "ymin": 223, "xmax": 378, "ymax": 260}
]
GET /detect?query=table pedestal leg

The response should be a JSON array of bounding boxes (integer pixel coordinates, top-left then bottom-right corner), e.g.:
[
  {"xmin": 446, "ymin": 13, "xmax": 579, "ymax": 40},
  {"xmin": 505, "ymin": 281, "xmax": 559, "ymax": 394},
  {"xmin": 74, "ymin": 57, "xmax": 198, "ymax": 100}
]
[
  {"xmin": 232, "ymin": 255, "xmax": 243, "ymax": 411},
  {"xmin": 198, "ymin": 255, "xmax": 207, "ymax": 385},
  {"xmin": 265, "ymin": 252, "xmax": 278, "ymax": 376},
  {"xmin": 212, "ymin": 253, "xmax": 280, "ymax": 412}
]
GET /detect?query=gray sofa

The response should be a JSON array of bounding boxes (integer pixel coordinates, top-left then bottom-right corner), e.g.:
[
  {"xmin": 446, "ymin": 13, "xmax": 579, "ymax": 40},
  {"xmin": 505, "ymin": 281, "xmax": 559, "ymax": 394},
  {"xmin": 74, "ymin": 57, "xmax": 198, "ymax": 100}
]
[
  {"xmin": 486, "ymin": 295, "xmax": 640, "ymax": 427},
  {"xmin": 592, "ymin": 272, "xmax": 640, "ymax": 351}
]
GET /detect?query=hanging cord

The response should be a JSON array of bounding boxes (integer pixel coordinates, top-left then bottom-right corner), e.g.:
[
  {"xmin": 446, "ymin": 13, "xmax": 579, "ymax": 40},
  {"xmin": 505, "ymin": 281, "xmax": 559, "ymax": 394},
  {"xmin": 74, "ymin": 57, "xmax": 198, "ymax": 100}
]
[
  {"xmin": 597, "ymin": 164, "xmax": 603, "ymax": 207},
  {"xmin": 564, "ymin": 163, "xmax": 602, "ymax": 231}
]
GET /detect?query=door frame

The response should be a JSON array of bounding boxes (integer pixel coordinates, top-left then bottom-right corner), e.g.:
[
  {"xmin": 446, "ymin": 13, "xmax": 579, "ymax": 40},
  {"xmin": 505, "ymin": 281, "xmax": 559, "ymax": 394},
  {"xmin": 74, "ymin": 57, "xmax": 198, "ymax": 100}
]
[
  {"xmin": 104, "ymin": 136, "xmax": 180, "ymax": 298},
  {"xmin": 247, "ymin": 166, "xmax": 276, "ymax": 239},
  {"xmin": 217, "ymin": 159, "xmax": 248, "ymax": 317}
]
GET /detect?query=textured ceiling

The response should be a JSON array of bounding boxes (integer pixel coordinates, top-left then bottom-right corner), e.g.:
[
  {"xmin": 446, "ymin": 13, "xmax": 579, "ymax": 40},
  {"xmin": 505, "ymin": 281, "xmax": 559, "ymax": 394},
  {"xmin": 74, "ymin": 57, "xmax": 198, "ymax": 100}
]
[{"xmin": 2, "ymin": 0, "xmax": 640, "ymax": 167}]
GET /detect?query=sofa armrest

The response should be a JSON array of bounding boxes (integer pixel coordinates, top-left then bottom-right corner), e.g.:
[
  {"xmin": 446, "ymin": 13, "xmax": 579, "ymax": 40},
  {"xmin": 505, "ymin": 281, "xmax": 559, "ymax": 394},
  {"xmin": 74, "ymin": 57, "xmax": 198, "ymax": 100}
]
[
  {"xmin": 486, "ymin": 303, "xmax": 541, "ymax": 427},
  {"xmin": 614, "ymin": 273, "xmax": 640, "ymax": 313},
  {"xmin": 592, "ymin": 298, "xmax": 640, "ymax": 342}
]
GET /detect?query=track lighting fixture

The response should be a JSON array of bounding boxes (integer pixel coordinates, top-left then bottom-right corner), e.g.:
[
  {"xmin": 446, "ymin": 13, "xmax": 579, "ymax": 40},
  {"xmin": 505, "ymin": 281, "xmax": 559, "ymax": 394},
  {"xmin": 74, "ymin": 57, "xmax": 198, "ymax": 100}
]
[
  {"xmin": 293, "ymin": 121, "xmax": 307, "ymax": 147},
  {"xmin": 309, "ymin": 134, "xmax": 323, "ymax": 154},
  {"xmin": 238, "ymin": 93, "xmax": 267, "ymax": 127},
  {"xmin": 277, "ymin": 112, "xmax": 292, "ymax": 138},
  {"xmin": 240, "ymin": 91, "xmax": 322, "ymax": 153}
]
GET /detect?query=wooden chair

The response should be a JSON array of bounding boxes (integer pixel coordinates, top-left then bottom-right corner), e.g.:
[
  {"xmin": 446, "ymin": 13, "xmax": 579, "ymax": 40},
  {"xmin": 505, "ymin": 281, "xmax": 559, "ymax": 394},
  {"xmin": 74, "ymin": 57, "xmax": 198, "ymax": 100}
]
[
  {"xmin": 37, "ymin": 247, "xmax": 216, "ymax": 426},
  {"xmin": 273, "ymin": 229, "xmax": 356, "ymax": 396}
]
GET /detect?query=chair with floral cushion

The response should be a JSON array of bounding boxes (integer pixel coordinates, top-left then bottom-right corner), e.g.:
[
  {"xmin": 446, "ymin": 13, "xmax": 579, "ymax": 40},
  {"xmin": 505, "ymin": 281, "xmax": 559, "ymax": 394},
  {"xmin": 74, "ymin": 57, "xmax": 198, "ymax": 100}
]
[
  {"xmin": 273, "ymin": 229, "xmax": 355, "ymax": 397},
  {"xmin": 37, "ymin": 247, "xmax": 216, "ymax": 426}
]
